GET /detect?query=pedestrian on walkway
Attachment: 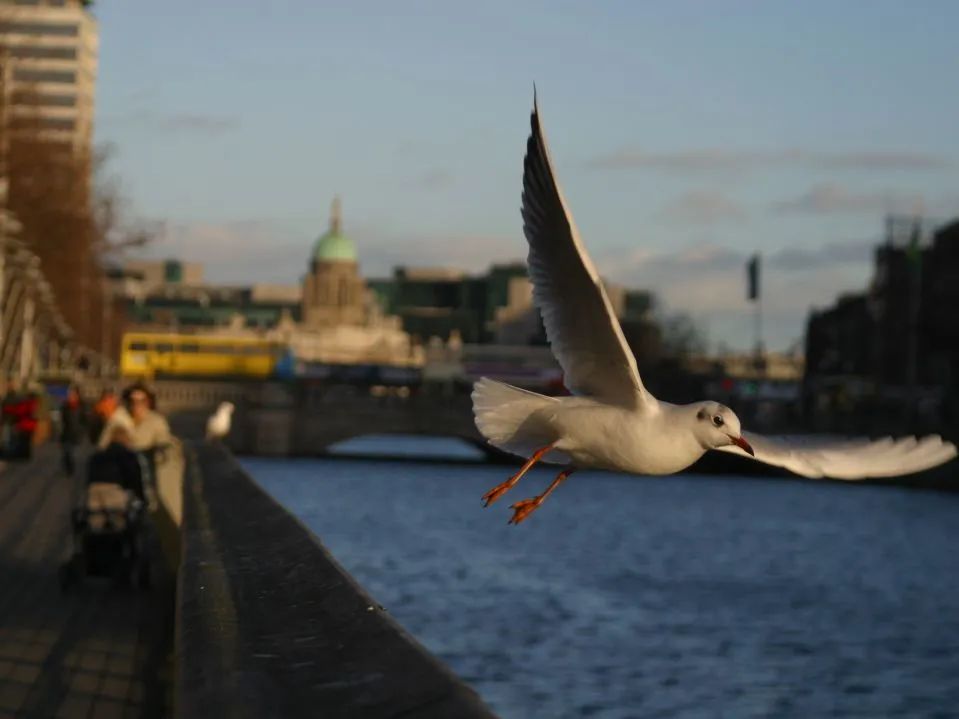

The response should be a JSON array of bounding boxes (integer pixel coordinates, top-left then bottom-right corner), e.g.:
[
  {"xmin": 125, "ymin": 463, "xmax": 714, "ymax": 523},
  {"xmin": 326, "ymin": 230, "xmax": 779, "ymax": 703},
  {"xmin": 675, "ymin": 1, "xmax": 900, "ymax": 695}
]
[
  {"xmin": 97, "ymin": 383, "xmax": 172, "ymax": 502},
  {"xmin": 0, "ymin": 377, "xmax": 16, "ymax": 457},
  {"xmin": 89, "ymin": 388, "xmax": 118, "ymax": 444},
  {"xmin": 59, "ymin": 385, "xmax": 86, "ymax": 475},
  {"xmin": 97, "ymin": 383, "xmax": 171, "ymax": 452},
  {"xmin": 2, "ymin": 380, "xmax": 38, "ymax": 460}
]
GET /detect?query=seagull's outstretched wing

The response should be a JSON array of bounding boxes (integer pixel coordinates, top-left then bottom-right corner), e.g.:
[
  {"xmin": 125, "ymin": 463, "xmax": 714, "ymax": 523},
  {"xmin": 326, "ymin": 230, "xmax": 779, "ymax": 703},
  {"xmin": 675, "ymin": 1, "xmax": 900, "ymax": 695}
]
[
  {"xmin": 523, "ymin": 96, "xmax": 651, "ymax": 408},
  {"xmin": 717, "ymin": 431, "xmax": 957, "ymax": 479}
]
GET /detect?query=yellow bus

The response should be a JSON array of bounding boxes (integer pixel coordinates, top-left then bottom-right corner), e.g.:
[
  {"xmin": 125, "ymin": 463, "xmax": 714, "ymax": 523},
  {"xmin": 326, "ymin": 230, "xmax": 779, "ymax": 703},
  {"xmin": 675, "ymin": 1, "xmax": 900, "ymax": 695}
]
[{"xmin": 120, "ymin": 332, "xmax": 286, "ymax": 380}]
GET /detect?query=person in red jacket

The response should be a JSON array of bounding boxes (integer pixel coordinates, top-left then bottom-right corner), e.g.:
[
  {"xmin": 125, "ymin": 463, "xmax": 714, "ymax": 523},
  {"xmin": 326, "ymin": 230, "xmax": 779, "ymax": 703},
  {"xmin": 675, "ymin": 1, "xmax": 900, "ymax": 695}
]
[
  {"xmin": 11, "ymin": 392, "xmax": 40, "ymax": 459},
  {"xmin": 0, "ymin": 378, "xmax": 14, "ymax": 457},
  {"xmin": 1, "ymin": 379, "xmax": 22, "ymax": 458}
]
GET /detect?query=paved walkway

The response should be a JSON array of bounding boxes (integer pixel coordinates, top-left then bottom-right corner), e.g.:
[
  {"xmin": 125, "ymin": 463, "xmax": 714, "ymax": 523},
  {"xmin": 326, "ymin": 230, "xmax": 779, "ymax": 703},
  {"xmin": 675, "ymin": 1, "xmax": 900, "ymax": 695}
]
[{"xmin": 0, "ymin": 445, "xmax": 173, "ymax": 719}]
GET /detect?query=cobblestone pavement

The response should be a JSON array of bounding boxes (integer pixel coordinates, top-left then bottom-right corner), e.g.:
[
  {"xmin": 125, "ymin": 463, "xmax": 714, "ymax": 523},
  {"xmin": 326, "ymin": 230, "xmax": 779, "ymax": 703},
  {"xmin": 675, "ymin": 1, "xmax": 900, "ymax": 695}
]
[{"xmin": 0, "ymin": 445, "xmax": 173, "ymax": 719}]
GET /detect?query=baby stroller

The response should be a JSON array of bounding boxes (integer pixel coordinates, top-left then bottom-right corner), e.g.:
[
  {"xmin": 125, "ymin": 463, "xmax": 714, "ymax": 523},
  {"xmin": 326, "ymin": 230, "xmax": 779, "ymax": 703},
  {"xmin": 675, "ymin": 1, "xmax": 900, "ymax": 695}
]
[{"xmin": 59, "ymin": 447, "xmax": 153, "ymax": 591}]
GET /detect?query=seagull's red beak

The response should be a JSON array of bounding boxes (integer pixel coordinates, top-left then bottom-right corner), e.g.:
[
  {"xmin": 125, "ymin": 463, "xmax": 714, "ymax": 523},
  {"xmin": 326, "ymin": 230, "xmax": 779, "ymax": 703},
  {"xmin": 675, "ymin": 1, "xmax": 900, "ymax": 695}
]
[{"xmin": 728, "ymin": 435, "xmax": 755, "ymax": 456}]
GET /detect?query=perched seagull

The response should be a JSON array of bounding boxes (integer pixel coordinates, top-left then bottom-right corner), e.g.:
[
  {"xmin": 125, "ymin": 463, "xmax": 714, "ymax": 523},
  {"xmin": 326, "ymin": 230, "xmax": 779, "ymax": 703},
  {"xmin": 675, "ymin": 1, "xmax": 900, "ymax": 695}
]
[
  {"xmin": 206, "ymin": 401, "xmax": 234, "ymax": 441},
  {"xmin": 473, "ymin": 94, "xmax": 957, "ymax": 525}
]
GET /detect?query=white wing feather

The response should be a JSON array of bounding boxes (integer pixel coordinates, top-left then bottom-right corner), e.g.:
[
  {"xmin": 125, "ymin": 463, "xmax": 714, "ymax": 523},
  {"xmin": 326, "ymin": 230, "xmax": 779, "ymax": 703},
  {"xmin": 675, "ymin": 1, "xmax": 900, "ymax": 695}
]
[
  {"xmin": 718, "ymin": 431, "xmax": 957, "ymax": 479},
  {"xmin": 522, "ymin": 95, "xmax": 651, "ymax": 408}
]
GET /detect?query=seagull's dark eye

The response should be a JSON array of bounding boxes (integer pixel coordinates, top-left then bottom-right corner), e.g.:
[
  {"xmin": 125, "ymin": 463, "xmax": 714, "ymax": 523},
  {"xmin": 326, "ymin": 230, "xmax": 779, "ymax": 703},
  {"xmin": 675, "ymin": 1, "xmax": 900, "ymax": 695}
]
[{"xmin": 712, "ymin": 415, "xmax": 724, "ymax": 427}]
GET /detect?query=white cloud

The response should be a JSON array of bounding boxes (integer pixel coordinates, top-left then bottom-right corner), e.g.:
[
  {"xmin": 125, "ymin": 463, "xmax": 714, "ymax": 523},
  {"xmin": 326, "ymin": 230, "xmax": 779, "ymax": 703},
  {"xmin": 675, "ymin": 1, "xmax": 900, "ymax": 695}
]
[
  {"xmin": 659, "ymin": 191, "xmax": 746, "ymax": 224},
  {"xmin": 773, "ymin": 183, "xmax": 925, "ymax": 215},
  {"xmin": 137, "ymin": 219, "xmax": 524, "ymax": 283},
  {"xmin": 586, "ymin": 148, "xmax": 949, "ymax": 173},
  {"xmin": 770, "ymin": 240, "xmax": 874, "ymax": 270},
  {"xmin": 139, "ymin": 220, "xmax": 306, "ymax": 283},
  {"xmin": 599, "ymin": 239, "xmax": 877, "ymax": 350}
]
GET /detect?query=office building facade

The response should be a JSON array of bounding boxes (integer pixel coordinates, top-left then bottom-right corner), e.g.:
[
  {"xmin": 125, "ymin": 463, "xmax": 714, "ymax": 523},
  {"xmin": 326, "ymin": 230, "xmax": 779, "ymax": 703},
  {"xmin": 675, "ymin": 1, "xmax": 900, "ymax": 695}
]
[{"xmin": 0, "ymin": 0, "xmax": 98, "ymax": 153}]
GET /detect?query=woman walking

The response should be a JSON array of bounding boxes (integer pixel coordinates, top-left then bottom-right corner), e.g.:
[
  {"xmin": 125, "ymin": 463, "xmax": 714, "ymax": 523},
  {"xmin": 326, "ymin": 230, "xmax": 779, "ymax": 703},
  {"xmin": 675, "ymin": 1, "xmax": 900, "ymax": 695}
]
[{"xmin": 60, "ymin": 385, "xmax": 85, "ymax": 475}]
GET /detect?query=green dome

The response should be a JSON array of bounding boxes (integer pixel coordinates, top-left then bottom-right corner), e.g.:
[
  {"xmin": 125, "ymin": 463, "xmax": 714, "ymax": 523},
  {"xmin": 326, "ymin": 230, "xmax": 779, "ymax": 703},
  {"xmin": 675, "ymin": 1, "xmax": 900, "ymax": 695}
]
[
  {"xmin": 311, "ymin": 196, "xmax": 356, "ymax": 263},
  {"xmin": 312, "ymin": 230, "xmax": 356, "ymax": 262}
]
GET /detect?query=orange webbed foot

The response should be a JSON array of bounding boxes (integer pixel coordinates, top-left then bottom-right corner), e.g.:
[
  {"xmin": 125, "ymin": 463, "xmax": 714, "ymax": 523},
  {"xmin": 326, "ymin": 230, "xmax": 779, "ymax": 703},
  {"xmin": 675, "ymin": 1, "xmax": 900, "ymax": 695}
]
[
  {"xmin": 482, "ymin": 480, "xmax": 515, "ymax": 507},
  {"xmin": 508, "ymin": 497, "xmax": 542, "ymax": 525},
  {"xmin": 481, "ymin": 445, "xmax": 554, "ymax": 508}
]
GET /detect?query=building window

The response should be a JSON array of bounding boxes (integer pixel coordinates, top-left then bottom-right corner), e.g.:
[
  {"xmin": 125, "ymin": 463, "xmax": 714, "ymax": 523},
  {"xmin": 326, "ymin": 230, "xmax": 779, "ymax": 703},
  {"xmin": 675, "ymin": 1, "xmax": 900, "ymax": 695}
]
[
  {"xmin": 12, "ymin": 68, "xmax": 76, "ymax": 84},
  {"xmin": 47, "ymin": 139, "xmax": 74, "ymax": 153},
  {"xmin": 39, "ymin": 117, "xmax": 75, "ymax": 131},
  {"xmin": 164, "ymin": 260, "xmax": 183, "ymax": 283},
  {"xmin": 11, "ymin": 91, "xmax": 77, "ymax": 107},
  {"xmin": 0, "ymin": 22, "xmax": 79, "ymax": 37},
  {"xmin": 4, "ymin": 44, "xmax": 77, "ymax": 60}
]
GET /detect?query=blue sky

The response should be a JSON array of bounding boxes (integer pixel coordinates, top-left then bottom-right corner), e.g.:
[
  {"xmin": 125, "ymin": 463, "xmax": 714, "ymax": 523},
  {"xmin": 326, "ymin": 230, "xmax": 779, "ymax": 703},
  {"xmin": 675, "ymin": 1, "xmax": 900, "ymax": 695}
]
[{"xmin": 94, "ymin": 1, "xmax": 959, "ymax": 351}]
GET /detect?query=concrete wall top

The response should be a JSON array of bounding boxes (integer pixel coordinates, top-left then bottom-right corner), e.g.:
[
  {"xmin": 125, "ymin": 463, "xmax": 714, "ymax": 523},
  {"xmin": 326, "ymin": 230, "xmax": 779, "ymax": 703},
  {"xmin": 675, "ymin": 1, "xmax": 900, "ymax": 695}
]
[{"xmin": 176, "ymin": 442, "xmax": 499, "ymax": 719}]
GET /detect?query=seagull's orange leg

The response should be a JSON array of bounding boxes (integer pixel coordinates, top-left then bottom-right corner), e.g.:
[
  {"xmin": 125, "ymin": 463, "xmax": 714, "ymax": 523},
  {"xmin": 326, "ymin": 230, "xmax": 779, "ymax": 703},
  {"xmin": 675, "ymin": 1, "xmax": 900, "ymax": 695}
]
[
  {"xmin": 509, "ymin": 466, "xmax": 576, "ymax": 525},
  {"xmin": 482, "ymin": 444, "xmax": 554, "ymax": 507}
]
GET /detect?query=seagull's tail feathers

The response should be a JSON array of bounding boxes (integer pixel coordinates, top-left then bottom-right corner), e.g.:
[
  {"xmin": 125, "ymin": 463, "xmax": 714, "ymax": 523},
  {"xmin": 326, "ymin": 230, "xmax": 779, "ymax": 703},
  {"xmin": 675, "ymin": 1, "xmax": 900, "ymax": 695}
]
[{"xmin": 472, "ymin": 378, "xmax": 566, "ymax": 462}]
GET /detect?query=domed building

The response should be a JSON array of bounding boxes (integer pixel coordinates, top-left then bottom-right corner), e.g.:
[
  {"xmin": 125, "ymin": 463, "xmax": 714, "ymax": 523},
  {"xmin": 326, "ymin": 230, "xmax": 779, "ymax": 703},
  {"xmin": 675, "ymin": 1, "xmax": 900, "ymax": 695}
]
[
  {"xmin": 302, "ymin": 197, "xmax": 367, "ymax": 328},
  {"xmin": 286, "ymin": 197, "xmax": 423, "ymax": 367}
]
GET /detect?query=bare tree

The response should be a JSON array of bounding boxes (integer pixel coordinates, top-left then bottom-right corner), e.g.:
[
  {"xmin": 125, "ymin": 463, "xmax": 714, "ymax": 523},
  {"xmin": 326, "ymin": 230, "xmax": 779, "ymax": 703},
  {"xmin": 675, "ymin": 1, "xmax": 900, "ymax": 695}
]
[
  {"xmin": 659, "ymin": 312, "xmax": 709, "ymax": 359},
  {"xmin": 0, "ymin": 72, "xmax": 157, "ymax": 361}
]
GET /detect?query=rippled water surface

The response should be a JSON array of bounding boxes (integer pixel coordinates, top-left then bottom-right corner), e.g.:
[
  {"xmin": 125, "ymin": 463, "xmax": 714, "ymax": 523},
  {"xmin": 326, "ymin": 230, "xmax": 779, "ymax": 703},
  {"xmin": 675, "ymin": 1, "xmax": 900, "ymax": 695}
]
[{"xmin": 242, "ymin": 439, "xmax": 959, "ymax": 719}]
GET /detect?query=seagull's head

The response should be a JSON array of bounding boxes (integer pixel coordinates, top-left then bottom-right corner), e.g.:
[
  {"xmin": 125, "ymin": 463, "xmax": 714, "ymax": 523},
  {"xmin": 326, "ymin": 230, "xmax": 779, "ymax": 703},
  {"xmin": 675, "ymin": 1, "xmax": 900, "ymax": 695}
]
[
  {"xmin": 692, "ymin": 402, "xmax": 754, "ymax": 456},
  {"xmin": 219, "ymin": 401, "xmax": 235, "ymax": 415}
]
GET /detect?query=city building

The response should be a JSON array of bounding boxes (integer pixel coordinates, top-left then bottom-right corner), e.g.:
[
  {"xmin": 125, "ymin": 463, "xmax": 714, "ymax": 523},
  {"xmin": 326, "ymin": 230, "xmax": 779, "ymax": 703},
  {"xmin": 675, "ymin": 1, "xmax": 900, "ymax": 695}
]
[
  {"xmin": 805, "ymin": 292, "xmax": 874, "ymax": 379},
  {"xmin": 806, "ymin": 216, "xmax": 959, "ymax": 389},
  {"xmin": 0, "ymin": 0, "xmax": 98, "ymax": 153},
  {"xmin": 386, "ymin": 265, "xmax": 501, "ymax": 342},
  {"xmin": 121, "ymin": 283, "xmax": 302, "ymax": 331},
  {"xmin": 293, "ymin": 198, "xmax": 419, "ymax": 365},
  {"xmin": 116, "ymin": 200, "xmax": 422, "ymax": 368},
  {"xmin": 923, "ymin": 219, "xmax": 959, "ymax": 383},
  {"xmin": 114, "ymin": 198, "xmax": 666, "ymax": 376},
  {"xmin": 301, "ymin": 197, "xmax": 365, "ymax": 328},
  {"xmin": 369, "ymin": 262, "xmax": 660, "ymax": 351},
  {"xmin": 110, "ymin": 259, "xmax": 205, "ymax": 299},
  {"xmin": 803, "ymin": 215, "xmax": 959, "ymax": 436},
  {"xmin": 110, "ymin": 257, "xmax": 300, "ymax": 330}
]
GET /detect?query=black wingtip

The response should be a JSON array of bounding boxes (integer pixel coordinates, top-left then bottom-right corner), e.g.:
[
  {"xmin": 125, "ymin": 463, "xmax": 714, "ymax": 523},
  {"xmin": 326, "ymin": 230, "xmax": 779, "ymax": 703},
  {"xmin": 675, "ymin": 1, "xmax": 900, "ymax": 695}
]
[{"xmin": 530, "ymin": 84, "xmax": 542, "ymax": 139}]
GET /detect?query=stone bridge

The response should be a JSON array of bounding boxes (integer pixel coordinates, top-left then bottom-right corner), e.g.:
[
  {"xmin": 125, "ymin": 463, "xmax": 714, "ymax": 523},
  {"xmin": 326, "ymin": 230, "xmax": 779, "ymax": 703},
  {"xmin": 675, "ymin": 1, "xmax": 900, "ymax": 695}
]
[{"xmin": 121, "ymin": 379, "xmax": 502, "ymax": 459}]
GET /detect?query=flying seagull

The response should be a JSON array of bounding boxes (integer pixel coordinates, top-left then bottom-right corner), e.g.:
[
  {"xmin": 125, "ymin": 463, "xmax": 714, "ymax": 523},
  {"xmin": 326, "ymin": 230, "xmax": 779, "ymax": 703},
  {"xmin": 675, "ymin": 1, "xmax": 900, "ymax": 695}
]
[
  {"xmin": 472, "ymin": 94, "xmax": 957, "ymax": 525},
  {"xmin": 206, "ymin": 401, "xmax": 234, "ymax": 441}
]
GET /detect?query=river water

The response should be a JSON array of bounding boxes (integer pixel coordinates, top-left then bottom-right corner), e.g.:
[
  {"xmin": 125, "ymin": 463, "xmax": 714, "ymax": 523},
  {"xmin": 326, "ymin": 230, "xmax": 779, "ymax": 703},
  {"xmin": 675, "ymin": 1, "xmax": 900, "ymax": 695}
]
[{"xmin": 242, "ymin": 437, "xmax": 959, "ymax": 719}]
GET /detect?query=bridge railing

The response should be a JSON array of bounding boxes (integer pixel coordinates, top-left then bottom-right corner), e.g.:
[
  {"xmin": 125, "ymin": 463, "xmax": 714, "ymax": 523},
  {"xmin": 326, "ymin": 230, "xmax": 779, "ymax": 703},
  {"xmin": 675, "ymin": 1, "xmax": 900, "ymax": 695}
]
[
  {"xmin": 0, "ymin": 214, "xmax": 116, "ymax": 382},
  {"xmin": 0, "ymin": 220, "xmax": 71, "ymax": 378}
]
